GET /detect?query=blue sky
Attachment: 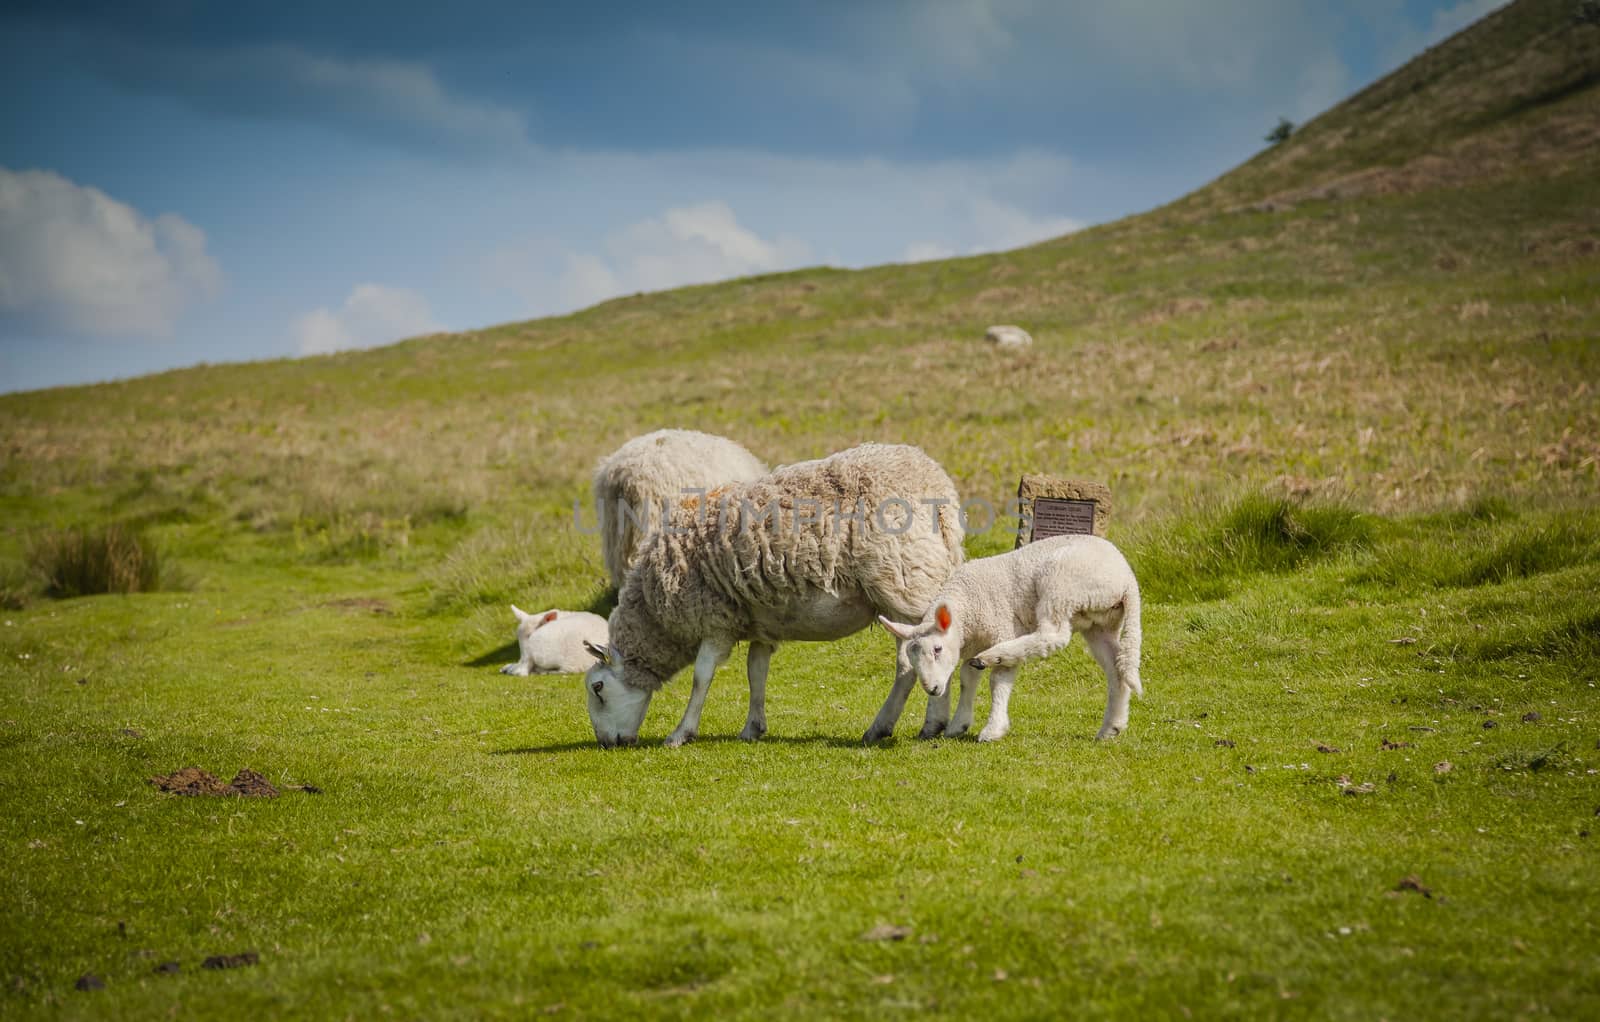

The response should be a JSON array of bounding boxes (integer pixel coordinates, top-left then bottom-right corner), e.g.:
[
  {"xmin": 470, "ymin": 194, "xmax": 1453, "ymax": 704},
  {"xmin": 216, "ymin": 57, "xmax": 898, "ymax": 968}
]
[{"xmin": 1, "ymin": 0, "xmax": 1504, "ymax": 393}]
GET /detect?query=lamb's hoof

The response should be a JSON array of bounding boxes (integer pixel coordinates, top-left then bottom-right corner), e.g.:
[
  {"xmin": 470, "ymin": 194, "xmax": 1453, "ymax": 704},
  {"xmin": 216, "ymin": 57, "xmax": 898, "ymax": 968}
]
[
  {"xmin": 967, "ymin": 656, "xmax": 988, "ymax": 670},
  {"xmin": 500, "ymin": 662, "xmax": 529, "ymax": 676},
  {"xmin": 738, "ymin": 722, "xmax": 766, "ymax": 742},
  {"xmin": 663, "ymin": 732, "xmax": 695, "ymax": 749},
  {"xmin": 976, "ymin": 727, "xmax": 1008, "ymax": 743}
]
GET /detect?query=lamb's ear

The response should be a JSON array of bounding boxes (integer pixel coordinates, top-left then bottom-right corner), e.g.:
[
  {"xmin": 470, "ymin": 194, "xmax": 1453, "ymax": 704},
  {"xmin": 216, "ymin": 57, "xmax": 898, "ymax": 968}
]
[
  {"xmin": 935, "ymin": 604, "xmax": 952, "ymax": 633},
  {"xmin": 541, "ymin": 610, "xmax": 559, "ymax": 625},
  {"xmin": 511, "ymin": 604, "xmax": 531, "ymax": 623},
  {"xmin": 878, "ymin": 615, "xmax": 915, "ymax": 641},
  {"xmin": 582, "ymin": 640, "xmax": 611, "ymax": 665}
]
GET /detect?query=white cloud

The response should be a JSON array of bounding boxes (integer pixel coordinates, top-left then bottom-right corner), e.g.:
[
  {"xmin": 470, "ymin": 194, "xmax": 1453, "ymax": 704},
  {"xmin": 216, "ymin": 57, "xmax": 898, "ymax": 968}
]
[
  {"xmin": 291, "ymin": 284, "xmax": 441, "ymax": 355},
  {"xmin": 91, "ymin": 39, "xmax": 533, "ymax": 158},
  {"xmin": 0, "ymin": 167, "xmax": 221, "ymax": 339},
  {"xmin": 487, "ymin": 200, "xmax": 813, "ymax": 314},
  {"xmin": 902, "ymin": 241, "xmax": 956, "ymax": 263}
]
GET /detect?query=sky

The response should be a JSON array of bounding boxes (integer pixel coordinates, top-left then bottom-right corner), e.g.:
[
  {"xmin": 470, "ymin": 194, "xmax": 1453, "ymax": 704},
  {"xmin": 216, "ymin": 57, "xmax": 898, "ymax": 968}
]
[{"xmin": 0, "ymin": 0, "xmax": 1506, "ymax": 393}]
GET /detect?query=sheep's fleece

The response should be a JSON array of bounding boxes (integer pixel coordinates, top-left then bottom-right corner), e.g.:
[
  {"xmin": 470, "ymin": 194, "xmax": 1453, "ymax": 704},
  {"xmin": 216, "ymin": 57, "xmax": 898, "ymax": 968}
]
[
  {"xmin": 592, "ymin": 428, "xmax": 767, "ymax": 590},
  {"xmin": 609, "ymin": 442, "xmax": 966, "ymax": 691}
]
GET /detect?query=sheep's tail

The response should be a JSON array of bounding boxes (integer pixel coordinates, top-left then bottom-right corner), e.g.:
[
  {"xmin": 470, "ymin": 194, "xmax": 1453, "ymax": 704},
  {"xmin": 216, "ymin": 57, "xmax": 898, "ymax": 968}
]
[
  {"xmin": 1116, "ymin": 580, "xmax": 1143, "ymax": 698},
  {"xmin": 595, "ymin": 481, "xmax": 637, "ymax": 592}
]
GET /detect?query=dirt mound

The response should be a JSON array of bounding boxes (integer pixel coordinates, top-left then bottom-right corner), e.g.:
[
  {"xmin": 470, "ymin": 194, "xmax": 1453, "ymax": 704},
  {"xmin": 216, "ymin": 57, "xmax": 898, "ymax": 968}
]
[{"xmin": 150, "ymin": 768, "xmax": 279, "ymax": 798}]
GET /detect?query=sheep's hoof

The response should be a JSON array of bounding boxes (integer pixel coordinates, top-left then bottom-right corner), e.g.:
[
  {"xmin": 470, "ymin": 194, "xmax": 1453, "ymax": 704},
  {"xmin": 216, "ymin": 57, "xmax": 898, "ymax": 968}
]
[
  {"xmin": 663, "ymin": 732, "xmax": 695, "ymax": 749},
  {"xmin": 1095, "ymin": 725, "xmax": 1125, "ymax": 741},
  {"xmin": 738, "ymin": 722, "xmax": 766, "ymax": 742},
  {"xmin": 917, "ymin": 723, "xmax": 947, "ymax": 740},
  {"xmin": 945, "ymin": 723, "xmax": 971, "ymax": 738},
  {"xmin": 861, "ymin": 727, "xmax": 891, "ymax": 745},
  {"xmin": 976, "ymin": 727, "xmax": 1008, "ymax": 743}
]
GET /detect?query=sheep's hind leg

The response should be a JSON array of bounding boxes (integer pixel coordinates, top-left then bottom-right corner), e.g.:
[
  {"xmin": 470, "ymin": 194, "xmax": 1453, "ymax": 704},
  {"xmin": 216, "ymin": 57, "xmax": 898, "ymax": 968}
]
[
  {"xmin": 968, "ymin": 630, "xmax": 1073, "ymax": 670},
  {"xmin": 665, "ymin": 638, "xmax": 733, "ymax": 748},
  {"xmin": 740, "ymin": 641, "xmax": 775, "ymax": 741},
  {"xmin": 945, "ymin": 660, "xmax": 982, "ymax": 737},
  {"xmin": 1086, "ymin": 629, "xmax": 1131, "ymax": 740},
  {"xmin": 863, "ymin": 665, "xmax": 917, "ymax": 745},
  {"xmin": 977, "ymin": 665, "xmax": 1020, "ymax": 742}
]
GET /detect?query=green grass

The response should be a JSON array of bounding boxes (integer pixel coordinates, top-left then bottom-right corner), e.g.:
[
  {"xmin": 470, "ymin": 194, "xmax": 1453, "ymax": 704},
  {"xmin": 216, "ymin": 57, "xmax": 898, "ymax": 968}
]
[
  {"xmin": 2, "ymin": 0, "xmax": 1598, "ymax": 1014},
  {"xmin": 1, "ymin": 504, "xmax": 1597, "ymax": 1018}
]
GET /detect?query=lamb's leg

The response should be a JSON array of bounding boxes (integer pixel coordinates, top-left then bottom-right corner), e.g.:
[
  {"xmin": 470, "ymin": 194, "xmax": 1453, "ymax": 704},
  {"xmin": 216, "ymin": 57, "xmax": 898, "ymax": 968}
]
[
  {"xmin": 968, "ymin": 630, "xmax": 1073, "ymax": 670},
  {"xmin": 946, "ymin": 660, "xmax": 982, "ymax": 737},
  {"xmin": 741, "ymin": 641, "xmax": 775, "ymax": 741},
  {"xmin": 917, "ymin": 684, "xmax": 951, "ymax": 739},
  {"xmin": 862, "ymin": 665, "xmax": 917, "ymax": 745},
  {"xmin": 665, "ymin": 638, "xmax": 733, "ymax": 748},
  {"xmin": 977, "ymin": 665, "xmax": 1019, "ymax": 742},
  {"xmin": 1085, "ymin": 629, "xmax": 1131, "ymax": 740},
  {"xmin": 500, "ymin": 660, "xmax": 532, "ymax": 676}
]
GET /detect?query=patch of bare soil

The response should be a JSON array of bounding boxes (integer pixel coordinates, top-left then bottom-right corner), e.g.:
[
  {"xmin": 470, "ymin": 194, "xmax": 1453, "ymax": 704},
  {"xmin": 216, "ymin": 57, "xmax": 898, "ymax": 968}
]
[
  {"xmin": 149, "ymin": 768, "xmax": 280, "ymax": 798},
  {"xmin": 322, "ymin": 597, "xmax": 393, "ymax": 615},
  {"xmin": 202, "ymin": 951, "xmax": 259, "ymax": 970}
]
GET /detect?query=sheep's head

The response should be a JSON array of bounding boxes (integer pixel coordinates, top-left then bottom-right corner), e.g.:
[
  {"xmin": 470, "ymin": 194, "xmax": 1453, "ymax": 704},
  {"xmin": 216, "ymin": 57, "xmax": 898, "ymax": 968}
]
[
  {"xmin": 582, "ymin": 640, "xmax": 651, "ymax": 748},
  {"xmin": 878, "ymin": 603, "xmax": 961, "ymax": 697}
]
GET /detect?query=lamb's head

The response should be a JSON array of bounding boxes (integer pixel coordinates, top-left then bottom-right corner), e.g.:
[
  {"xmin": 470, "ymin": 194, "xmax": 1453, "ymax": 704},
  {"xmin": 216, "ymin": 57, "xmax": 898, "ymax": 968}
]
[
  {"xmin": 878, "ymin": 603, "xmax": 962, "ymax": 697},
  {"xmin": 582, "ymin": 640, "xmax": 652, "ymax": 748}
]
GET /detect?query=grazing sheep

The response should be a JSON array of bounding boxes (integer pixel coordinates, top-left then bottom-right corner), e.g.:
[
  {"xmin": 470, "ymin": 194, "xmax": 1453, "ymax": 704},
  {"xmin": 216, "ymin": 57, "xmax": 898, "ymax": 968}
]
[
  {"xmin": 593, "ymin": 429, "xmax": 767, "ymax": 591},
  {"xmin": 985, "ymin": 324, "xmax": 1033, "ymax": 350},
  {"xmin": 501, "ymin": 607, "xmax": 610, "ymax": 676},
  {"xmin": 581, "ymin": 443, "xmax": 965, "ymax": 748},
  {"xmin": 877, "ymin": 534, "xmax": 1142, "ymax": 742}
]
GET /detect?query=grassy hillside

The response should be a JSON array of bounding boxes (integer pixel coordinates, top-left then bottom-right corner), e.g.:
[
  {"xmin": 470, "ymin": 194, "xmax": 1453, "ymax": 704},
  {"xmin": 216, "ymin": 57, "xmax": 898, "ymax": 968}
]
[{"xmin": 2, "ymin": 0, "xmax": 1598, "ymax": 1016}]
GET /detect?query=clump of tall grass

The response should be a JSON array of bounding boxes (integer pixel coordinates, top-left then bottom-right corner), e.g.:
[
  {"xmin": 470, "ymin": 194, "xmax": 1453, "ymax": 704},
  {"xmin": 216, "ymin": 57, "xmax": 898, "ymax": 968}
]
[
  {"xmin": 1126, "ymin": 493, "xmax": 1374, "ymax": 602},
  {"xmin": 426, "ymin": 518, "xmax": 608, "ymax": 617},
  {"xmin": 27, "ymin": 524, "xmax": 169, "ymax": 597}
]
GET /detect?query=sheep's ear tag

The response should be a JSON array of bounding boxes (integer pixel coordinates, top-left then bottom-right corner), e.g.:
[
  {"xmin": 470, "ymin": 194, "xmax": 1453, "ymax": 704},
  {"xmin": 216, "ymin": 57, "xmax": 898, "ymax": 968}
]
[
  {"xmin": 541, "ymin": 610, "xmax": 559, "ymax": 625},
  {"xmin": 935, "ymin": 604, "xmax": 952, "ymax": 633},
  {"xmin": 583, "ymin": 640, "xmax": 610, "ymax": 664}
]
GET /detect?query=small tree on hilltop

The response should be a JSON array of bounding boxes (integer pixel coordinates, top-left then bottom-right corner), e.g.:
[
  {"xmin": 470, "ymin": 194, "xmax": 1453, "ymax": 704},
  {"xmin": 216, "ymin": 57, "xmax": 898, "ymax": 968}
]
[{"xmin": 1265, "ymin": 118, "xmax": 1294, "ymax": 146}]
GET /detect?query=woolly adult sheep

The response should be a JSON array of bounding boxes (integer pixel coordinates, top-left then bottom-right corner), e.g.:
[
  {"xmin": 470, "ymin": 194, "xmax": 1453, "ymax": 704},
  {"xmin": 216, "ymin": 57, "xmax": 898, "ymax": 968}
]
[
  {"xmin": 581, "ymin": 443, "xmax": 965, "ymax": 748},
  {"xmin": 593, "ymin": 429, "xmax": 767, "ymax": 591},
  {"xmin": 500, "ymin": 607, "xmax": 610, "ymax": 676},
  {"xmin": 877, "ymin": 534, "xmax": 1142, "ymax": 742}
]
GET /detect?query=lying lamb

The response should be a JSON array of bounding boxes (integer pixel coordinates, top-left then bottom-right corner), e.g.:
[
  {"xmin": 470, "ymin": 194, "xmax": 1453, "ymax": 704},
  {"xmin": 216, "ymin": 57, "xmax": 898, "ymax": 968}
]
[
  {"xmin": 593, "ymin": 429, "xmax": 767, "ymax": 591},
  {"xmin": 876, "ymin": 534, "xmax": 1142, "ymax": 742},
  {"xmin": 501, "ymin": 606, "xmax": 610, "ymax": 676},
  {"xmin": 581, "ymin": 443, "xmax": 965, "ymax": 748}
]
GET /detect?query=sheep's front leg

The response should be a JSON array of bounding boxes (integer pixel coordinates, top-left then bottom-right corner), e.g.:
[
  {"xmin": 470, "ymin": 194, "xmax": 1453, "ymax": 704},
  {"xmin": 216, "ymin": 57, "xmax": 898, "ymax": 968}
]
[
  {"xmin": 862, "ymin": 665, "xmax": 917, "ymax": 745},
  {"xmin": 968, "ymin": 630, "xmax": 1073, "ymax": 670},
  {"xmin": 741, "ymin": 641, "xmax": 775, "ymax": 741},
  {"xmin": 917, "ymin": 684, "xmax": 951, "ymax": 739},
  {"xmin": 977, "ymin": 665, "xmax": 1020, "ymax": 742},
  {"xmin": 665, "ymin": 638, "xmax": 733, "ymax": 748},
  {"xmin": 946, "ymin": 660, "xmax": 983, "ymax": 737}
]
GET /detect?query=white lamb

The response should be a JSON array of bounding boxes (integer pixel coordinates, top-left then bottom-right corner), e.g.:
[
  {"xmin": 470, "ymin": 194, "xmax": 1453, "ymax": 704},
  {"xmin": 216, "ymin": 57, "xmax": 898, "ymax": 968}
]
[
  {"xmin": 593, "ymin": 429, "xmax": 767, "ymax": 591},
  {"xmin": 581, "ymin": 443, "xmax": 965, "ymax": 748},
  {"xmin": 876, "ymin": 534, "xmax": 1143, "ymax": 742},
  {"xmin": 500, "ymin": 607, "xmax": 610, "ymax": 676}
]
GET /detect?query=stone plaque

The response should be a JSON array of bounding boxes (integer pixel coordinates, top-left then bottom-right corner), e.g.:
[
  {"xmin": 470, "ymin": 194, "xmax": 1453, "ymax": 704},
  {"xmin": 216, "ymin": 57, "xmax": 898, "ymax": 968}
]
[{"xmin": 1015, "ymin": 474, "xmax": 1111, "ymax": 547}]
